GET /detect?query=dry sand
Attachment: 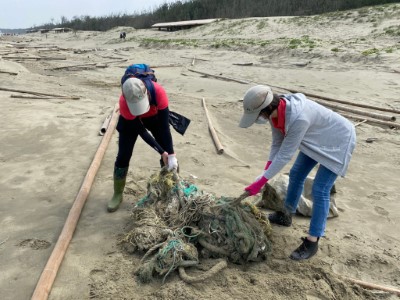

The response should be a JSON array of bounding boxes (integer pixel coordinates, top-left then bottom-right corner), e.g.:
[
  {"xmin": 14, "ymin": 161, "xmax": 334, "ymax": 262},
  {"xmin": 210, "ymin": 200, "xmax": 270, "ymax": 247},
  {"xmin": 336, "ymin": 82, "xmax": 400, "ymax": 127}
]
[{"xmin": 1, "ymin": 4, "xmax": 400, "ymax": 300}]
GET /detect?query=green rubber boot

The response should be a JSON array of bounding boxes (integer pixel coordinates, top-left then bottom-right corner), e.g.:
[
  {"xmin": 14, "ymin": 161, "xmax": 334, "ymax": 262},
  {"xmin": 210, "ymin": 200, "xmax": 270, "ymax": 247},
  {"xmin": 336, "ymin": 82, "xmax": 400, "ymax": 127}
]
[{"xmin": 107, "ymin": 166, "xmax": 128, "ymax": 213}]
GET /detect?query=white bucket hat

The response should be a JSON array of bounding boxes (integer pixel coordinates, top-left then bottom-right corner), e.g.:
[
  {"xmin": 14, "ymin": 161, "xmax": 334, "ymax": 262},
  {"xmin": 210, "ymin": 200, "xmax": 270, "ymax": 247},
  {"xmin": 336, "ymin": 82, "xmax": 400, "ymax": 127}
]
[
  {"xmin": 122, "ymin": 78, "xmax": 150, "ymax": 116},
  {"xmin": 239, "ymin": 85, "xmax": 273, "ymax": 128}
]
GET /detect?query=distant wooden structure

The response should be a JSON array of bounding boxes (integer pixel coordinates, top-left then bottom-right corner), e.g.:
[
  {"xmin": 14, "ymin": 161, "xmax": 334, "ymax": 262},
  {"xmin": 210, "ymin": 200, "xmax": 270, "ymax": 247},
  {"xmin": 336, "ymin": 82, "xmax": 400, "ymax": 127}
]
[
  {"xmin": 40, "ymin": 29, "xmax": 50, "ymax": 34},
  {"xmin": 26, "ymin": 29, "xmax": 39, "ymax": 33},
  {"xmin": 53, "ymin": 27, "xmax": 72, "ymax": 33},
  {"xmin": 152, "ymin": 18, "xmax": 221, "ymax": 31}
]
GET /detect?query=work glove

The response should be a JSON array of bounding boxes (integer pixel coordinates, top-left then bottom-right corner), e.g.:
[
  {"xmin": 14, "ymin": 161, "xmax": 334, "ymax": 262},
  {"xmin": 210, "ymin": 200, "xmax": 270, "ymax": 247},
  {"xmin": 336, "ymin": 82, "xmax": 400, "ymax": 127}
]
[
  {"xmin": 255, "ymin": 161, "xmax": 272, "ymax": 181},
  {"xmin": 245, "ymin": 176, "xmax": 268, "ymax": 196},
  {"xmin": 167, "ymin": 154, "xmax": 178, "ymax": 171}
]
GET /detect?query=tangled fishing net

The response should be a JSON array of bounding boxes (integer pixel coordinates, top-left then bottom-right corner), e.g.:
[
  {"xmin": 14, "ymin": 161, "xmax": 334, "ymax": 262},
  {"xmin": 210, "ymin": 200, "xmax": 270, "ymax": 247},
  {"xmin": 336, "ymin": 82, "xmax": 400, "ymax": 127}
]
[{"xmin": 120, "ymin": 168, "xmax": 272, "ymax": 284}]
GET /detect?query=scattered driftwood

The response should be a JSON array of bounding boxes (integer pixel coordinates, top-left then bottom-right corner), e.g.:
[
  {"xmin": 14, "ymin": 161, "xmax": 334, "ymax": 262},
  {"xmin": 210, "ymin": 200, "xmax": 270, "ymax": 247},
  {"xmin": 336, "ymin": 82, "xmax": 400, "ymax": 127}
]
[
  {"xmin": 2, "ymin": 56, "xmax": 67, "ymax": 60},
  {"xmin": 10, "ymin": 95, "xmax": 79, "ymax": 100},
  {"xmin": 46, "ymin": 63, "xmax": 97, "ymax": 70},
  {"xmin": 281, "ymin": 88, "xmax": 400, "ymax": 114},
  {"xmin": 0, "ymin": 87, "xmax": 79, "ymax": 99},
  {"xmin": 47, "ymin": 59, "xmax": 128, "ymax": 71},
  {"xmin": 259, "ymin": 82, "xmax": 400, "ymax": 115},
  {"xmin": 338, "ymin": 112, "xmax": 400, "ymax": 129},
  {"xmin": 150, "ymin": 64, "xmax": 183, "ymax": 68},
  {"xmin": 0, "ymin": 70, "xmax": 18, "ymax": 75},
  {"xmin": 31, "ymin": 104, "xmax": 119, "ymax": 300},
  {"xmin": 188, "ymin": 69, "xmax": 250, "ymax": 84},
  {"xmin": 347, "ymin": 277, "xmax": 400, "ymax": 296},
  {"xmin": 233, "ymin": 63, "xmax": 254, "ymax": 66},
  {"xmin": 354, "ymin": 119, "xmax": 367, "ymax": 127},
  {"xmin": 99, "ymin": 112, "xmax": 112, "ymax": 135},
  {"xmin": 181, "ymin": 56, "xmax": 209, "ymax": 61},
  {"xmin": 313, "ymin": 98, "xmax": 396, "ymax": 122},
  {"xmin": 202, "ymin": 98, "xmax": 224, "ymax": 154}
]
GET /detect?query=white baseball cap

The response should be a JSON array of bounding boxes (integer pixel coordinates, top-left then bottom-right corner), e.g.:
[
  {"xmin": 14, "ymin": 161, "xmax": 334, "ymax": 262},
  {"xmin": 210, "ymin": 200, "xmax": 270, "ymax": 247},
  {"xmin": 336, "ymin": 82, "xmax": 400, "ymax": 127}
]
[
  {"xmin": 239, "ymin": 85, "xmax": 273, "ymax": 128},
  {"xmin": 122, "ymin": 78, "xmax": 150, "ymax": 116}
]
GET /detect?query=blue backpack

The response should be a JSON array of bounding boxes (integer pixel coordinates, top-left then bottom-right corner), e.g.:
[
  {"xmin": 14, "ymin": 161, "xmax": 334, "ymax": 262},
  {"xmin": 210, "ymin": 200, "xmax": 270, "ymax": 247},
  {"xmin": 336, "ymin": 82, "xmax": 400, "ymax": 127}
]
[
  {"xmin": 121, "ymin": 63, "xmax": 191, "ymax": 135},
  {"xmin": 121, "ymin": 64, "xmax": 157, "ymax": 105}
]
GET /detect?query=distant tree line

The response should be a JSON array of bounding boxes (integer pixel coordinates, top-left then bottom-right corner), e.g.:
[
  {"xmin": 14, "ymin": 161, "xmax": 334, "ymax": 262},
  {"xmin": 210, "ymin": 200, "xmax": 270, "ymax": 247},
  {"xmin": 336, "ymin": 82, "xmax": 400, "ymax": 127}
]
[{"xmin": 35, "ymin": 0, "xmax": 400, "ymax": 31}]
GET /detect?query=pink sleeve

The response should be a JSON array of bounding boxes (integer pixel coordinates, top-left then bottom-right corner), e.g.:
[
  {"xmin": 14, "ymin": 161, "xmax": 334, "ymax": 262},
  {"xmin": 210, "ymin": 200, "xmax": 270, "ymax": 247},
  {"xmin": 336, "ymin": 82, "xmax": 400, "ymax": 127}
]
[
  {"xmin": 119, "ymin": 94, "xmax": 136, "ymax": 120},
  {"xmin": 153, "ymin": 82, "xmax": 169, "ymax": 110}
]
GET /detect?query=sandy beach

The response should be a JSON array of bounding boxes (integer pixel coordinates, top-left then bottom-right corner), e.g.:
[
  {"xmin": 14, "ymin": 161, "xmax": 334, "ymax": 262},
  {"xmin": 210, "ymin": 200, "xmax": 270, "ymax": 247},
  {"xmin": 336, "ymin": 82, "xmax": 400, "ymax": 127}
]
[{"xmin": 1, "ymin": 4, "xmax": 400, "ymax": 300}]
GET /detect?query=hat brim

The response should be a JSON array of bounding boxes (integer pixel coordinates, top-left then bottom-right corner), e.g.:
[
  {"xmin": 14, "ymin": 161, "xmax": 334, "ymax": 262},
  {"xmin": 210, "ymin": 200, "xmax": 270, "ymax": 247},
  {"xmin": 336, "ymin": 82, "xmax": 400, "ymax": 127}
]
[
  {"xmin": 239, "ymin": 110, "xmax": 260, "ymax": 128},
  {"xmin": 126, "ymin": 94, "xmax": 150, "ymax": 116}
]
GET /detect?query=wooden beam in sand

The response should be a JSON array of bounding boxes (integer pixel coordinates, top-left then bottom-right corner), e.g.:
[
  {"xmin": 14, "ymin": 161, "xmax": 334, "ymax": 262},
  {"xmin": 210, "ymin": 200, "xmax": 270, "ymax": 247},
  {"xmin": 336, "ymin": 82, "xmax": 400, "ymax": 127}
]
[
  {"xmin": 188, "ymin": 68, "xmax": 250, "ymax": 84},
  {"xmin": 347, "ymin": 277, "xmax": 400, "ymax": 296},
  {"xmin": 31, "ymin": 104, "xmax": 120, "ymax": 300},
  {"xmin": 10, "ymin": 95, "xmax": 79, "ymax": 100},
  {"xmin": 337, "ymin": 111, "xmax": 400, "ymax": 129},
  {"xmin": 46, "ymin": 63, "xmax": 97, "ymax": 70},
  {"xmin": 313, "ymin": 98, "xmax": 396, "ymax": 122},
  {"xmin": 181, "ymin": 56, "xmax": 209, "ymax": 61},
  {"xmin": 2, "ymin": 56, "xmax": 67, "ymax": 60},
  {"xmin": 267, "ymin": 83, "xmax": 400, "ymax": 115},
  {"xmin": 0, "ymin": 87, "xmax": 79, "ymax": 99},
  {"xmin": 0, "ymin": 70, "xmax": 18, "ymax": 75},
  {"xmin": 47, "ymin": 59, "xmax": 128, "ymax": 71},
  {"xmin": 202, "ymin": 98, "xmax": 224, "ymax": 154}
]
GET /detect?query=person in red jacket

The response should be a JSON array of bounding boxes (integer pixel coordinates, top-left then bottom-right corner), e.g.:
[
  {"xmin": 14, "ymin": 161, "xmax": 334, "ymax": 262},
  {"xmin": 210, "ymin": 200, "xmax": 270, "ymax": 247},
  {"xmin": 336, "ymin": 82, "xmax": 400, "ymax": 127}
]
[{"xmin": 107, "ymin": 77, "xmax": 178, "ymax": 212}]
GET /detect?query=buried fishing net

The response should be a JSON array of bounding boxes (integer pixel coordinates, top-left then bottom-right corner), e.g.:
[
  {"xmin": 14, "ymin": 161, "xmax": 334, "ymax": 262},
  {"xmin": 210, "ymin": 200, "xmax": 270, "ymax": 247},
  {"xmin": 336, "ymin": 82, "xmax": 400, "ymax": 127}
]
[{"xmin": 119, "ymin": 168, "xmax": 272, "ymax": 284}]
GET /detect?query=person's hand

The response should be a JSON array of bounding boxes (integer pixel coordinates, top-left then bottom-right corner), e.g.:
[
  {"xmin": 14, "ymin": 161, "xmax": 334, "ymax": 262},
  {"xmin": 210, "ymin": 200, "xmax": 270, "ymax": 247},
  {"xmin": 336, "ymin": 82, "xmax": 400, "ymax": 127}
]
[
  {"xmin": 167, "ymin": 154, "xmax": 178, "ymax": 171},
  {"xmin": 161, "ymin": 152, "xmax": 168, "ymax": 166},
  {"xmin": 245, "ymin": 176, "xmax": 268, "ymax": 196}
]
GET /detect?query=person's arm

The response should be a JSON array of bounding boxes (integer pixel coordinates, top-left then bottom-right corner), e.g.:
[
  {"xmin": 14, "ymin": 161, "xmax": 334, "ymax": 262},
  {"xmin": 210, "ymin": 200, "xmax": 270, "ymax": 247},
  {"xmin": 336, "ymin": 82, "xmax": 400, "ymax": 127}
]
[
  {"xmin": 132, "ymin": 118, "xmax": 165, "ymax": 154},
  {"xmin": 245, "ymin": 119, "xmax": 309, "ymax": 196},
  {"xmin": 264, "ymin": 119, "xmax": 309, "ymax": 180},
  {"xmin": 268, "ymin": 124, "xmax": 284, "ymax": 161},
  {"xmin": 156, "ymin": 107, "xmax": 174, "ymax": 154}
]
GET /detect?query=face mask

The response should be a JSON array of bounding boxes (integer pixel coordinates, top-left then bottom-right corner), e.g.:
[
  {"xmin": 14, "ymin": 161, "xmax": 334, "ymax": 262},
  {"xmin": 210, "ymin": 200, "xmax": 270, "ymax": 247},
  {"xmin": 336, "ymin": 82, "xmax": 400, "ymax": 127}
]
[{"xmin": 255, "ymin": 115, "xmax": 268, "ymax": 124}]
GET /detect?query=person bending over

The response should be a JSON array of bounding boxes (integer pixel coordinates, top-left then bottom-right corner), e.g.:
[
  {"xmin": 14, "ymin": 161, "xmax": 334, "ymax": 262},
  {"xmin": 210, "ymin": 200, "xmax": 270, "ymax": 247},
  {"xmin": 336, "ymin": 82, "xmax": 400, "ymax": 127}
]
[
  {"xmin": 239, "ymin": 85, "xmax": 356, "ymax": 260},
  {"xmin": 108, "ymin": 77, "xmax": 178, "ymax": 212}
]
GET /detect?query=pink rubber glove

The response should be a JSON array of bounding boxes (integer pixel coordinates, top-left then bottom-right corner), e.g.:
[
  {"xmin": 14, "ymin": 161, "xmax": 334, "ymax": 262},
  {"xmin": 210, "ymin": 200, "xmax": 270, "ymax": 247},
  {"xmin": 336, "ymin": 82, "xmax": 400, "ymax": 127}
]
[
  {"xmin": 245, "ymin": 176, "xmax": 268, "ymax": 196},
  {"xmin": 264, "ymin": 160, "xmax": 272, "ymax": 170}
]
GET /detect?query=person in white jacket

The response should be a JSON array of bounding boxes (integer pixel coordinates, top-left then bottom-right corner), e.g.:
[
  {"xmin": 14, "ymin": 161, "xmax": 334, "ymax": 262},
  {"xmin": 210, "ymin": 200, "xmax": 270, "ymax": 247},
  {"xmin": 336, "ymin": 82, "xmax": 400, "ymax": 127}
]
[{"xmin": 239, "ymin": 85, "xmax": 356, "ymax": 260}]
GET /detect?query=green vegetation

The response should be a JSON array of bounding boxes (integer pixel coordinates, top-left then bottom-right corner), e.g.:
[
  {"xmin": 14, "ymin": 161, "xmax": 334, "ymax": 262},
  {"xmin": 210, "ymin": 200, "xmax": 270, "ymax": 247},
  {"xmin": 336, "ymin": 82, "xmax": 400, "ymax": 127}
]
[
  {"xmin": 288, "ymin": 36, "xmax": 317, "ymax": 49},
  {"xmin": 331, "ymin": 47, "xmax": 340, "ymax": 52},
  {"xmin": 361, "ymin": 48, "xmax": 380, "ymax": 55},
  {"xmin": 210, "ymin": 38, "xmax": 270, "ymax": 48},
  {"xmin": 384, "ymin": 25, "xmax": 400, "ymax": 36},
  {"xmin": 257, "ymin": 20, "xmax": 267, "ymax": 30}
]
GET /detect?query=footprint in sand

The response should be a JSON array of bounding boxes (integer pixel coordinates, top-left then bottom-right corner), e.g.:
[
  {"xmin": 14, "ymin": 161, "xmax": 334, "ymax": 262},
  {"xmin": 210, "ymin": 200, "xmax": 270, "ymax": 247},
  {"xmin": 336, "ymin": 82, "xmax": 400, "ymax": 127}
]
[
  {"xmin": 374, "ymin": 206, "xmax": 389, "ymax": 216},
  {"xmin": 367, "ymin": 192, "xmax": 387, "ymax": 200},
  {"xmin": 17, "ymin": 239, "xmax": 51, "ymax": 250}
]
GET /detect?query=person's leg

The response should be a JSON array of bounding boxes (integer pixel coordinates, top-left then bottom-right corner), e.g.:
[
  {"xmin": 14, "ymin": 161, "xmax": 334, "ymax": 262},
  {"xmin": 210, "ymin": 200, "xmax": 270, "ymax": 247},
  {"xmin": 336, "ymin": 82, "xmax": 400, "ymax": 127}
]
[
  {"xmin": 290, "ymin": 164, "xmax": 337, "ymax": 260},
  {"xmin": 269, "ymin": 152, "xmax": 317, "ymax": 226},
  {"xmin": 309, "ymin": 165, "xmax": 338, "ymax": 237},
  {"xmin": 285, "ymin": 152, "xmax": 318, "ymax": 212},
  {"xmin": 108, "ymin": 117, "xmax": 138, "ymax": 212}
]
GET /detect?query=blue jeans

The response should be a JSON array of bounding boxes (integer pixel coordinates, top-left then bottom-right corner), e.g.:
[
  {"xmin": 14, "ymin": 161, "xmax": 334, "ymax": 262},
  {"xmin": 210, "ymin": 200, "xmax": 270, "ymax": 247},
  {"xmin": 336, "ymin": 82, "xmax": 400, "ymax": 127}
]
[{"xmin": 285, "ymin": 152, "xmax": 338, "ymax": 237}]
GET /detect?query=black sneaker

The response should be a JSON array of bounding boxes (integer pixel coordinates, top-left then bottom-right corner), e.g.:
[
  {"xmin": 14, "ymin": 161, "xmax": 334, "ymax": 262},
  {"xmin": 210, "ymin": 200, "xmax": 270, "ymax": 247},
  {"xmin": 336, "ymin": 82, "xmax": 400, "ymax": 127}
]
[
  {"xmin": 268, "ymin": 211, "xmax": 292, "ymax": 227},
  {"xmin": 290, "ymin": 237, "xmax": 319, "ymax": 260}
]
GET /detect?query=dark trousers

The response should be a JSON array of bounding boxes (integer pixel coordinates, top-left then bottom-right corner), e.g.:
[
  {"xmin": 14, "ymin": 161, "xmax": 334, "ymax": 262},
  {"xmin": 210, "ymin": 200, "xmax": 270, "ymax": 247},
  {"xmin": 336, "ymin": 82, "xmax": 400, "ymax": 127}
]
[{"xmin": 115, "ymin": 116, "xmax": 166, "ymax": 168}]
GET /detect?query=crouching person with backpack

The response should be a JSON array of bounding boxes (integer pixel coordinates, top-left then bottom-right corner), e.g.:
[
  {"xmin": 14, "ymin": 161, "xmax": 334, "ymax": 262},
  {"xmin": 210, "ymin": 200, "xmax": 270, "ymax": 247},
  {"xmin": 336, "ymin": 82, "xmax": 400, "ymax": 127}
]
[{"xmin": 107, "ymin": 76, "xmax": 178, "ymax": 212}]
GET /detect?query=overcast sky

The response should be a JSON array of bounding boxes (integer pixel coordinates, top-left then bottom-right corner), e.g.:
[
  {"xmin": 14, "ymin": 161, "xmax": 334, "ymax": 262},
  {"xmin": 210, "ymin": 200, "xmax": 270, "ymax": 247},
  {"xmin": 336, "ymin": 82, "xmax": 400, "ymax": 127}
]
[{"xmin": 0, "ymin": 0, "xmax": 176, "ymax": 29}]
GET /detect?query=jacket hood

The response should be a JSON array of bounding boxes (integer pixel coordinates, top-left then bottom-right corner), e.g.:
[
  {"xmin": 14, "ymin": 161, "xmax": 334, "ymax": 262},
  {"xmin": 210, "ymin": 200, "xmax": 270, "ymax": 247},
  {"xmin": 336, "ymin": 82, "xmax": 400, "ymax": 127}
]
[{"xmin": 282, "ymin": 93, "xmax": 306, "ymax": 129}]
